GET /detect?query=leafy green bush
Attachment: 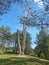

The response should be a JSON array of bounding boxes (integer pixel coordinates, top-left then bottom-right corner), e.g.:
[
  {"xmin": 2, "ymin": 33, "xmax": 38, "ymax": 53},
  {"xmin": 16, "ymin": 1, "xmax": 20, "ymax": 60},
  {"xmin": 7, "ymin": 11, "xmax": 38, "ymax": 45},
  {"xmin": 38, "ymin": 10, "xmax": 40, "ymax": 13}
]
[
  {"xmin": 40, "ymin": 53, "xmax": 45, "ymax": 59},
  {"xmin": 44, "ymin": 51, "xmax": 49, "ymax": 60},
  {"xmin": 4, "ymin": 50, "xmax": 13, "ymax": 54}
]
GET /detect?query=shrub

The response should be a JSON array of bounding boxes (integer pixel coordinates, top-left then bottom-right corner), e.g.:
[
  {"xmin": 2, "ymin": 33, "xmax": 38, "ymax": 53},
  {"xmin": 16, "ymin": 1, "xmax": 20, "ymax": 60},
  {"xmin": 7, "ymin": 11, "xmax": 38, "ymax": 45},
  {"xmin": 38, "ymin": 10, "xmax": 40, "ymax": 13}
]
[
  {"xmin": 40, "ymin": 53, "xmax": 45, "ymax": 59},
  {"xmin": 45, "ymin": 51, "xmax": 49, "ymax": 60}
]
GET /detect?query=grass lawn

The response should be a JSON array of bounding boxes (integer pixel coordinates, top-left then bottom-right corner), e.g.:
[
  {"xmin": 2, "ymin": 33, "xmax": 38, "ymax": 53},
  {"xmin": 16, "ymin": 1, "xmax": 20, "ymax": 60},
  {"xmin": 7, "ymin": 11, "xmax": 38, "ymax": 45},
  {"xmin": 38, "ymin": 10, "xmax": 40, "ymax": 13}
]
[{"xmin": 0, "ymin": 54, "xmax": 49, "ymax": 65}]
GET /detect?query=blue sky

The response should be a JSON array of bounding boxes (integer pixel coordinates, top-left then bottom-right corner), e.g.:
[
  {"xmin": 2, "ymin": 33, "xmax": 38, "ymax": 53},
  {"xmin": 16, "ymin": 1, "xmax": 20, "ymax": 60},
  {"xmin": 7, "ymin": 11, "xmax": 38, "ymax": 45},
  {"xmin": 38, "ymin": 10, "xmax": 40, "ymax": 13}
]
[{"xmin": 0, "ymin": 0, "xmax": 44, "ymax": 48}]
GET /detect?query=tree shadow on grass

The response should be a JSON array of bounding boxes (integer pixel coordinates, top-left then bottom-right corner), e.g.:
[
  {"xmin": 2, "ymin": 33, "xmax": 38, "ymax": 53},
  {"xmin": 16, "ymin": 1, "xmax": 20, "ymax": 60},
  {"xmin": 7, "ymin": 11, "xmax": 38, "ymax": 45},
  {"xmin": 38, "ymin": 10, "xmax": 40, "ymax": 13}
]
[
  {"xmin": 0, "ymin": 57, "xmax": 49, "ymax": 65},
  {"xmin": 0, "ymin": 58, "xmax": 27, "ymax": 65}
]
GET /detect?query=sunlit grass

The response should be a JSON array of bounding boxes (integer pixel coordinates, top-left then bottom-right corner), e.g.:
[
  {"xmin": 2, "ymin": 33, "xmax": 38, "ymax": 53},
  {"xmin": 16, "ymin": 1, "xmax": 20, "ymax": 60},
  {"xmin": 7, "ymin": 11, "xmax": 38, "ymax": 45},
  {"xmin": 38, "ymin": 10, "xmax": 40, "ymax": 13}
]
[{"xmin": 0, "ymin": 54, "xmax": 49, "ymax": 65}]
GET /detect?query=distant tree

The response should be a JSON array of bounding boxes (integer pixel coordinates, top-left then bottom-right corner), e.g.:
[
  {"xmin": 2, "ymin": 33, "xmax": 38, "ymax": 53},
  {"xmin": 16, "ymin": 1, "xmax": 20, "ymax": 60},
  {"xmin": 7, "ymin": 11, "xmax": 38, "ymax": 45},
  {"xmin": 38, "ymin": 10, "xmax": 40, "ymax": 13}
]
[
  {"xmin": 35, "ymin": 29, "xmax": 49, "ymax": 59},
  {"xmin": 34, "ymin": 29, "xmax": 47, "ymax": 57},
  {"xmin": 0, "ymin": 25, "xmax": 11, "ymax": 50}
]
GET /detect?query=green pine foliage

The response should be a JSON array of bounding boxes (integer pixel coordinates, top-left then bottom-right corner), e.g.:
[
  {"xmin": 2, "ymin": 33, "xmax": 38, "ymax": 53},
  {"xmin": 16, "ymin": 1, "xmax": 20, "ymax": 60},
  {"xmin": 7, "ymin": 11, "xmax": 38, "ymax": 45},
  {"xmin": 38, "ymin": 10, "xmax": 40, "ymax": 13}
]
[{"xmin": 35, "ymin": 29, "xmax": 49, "ymax": 60}]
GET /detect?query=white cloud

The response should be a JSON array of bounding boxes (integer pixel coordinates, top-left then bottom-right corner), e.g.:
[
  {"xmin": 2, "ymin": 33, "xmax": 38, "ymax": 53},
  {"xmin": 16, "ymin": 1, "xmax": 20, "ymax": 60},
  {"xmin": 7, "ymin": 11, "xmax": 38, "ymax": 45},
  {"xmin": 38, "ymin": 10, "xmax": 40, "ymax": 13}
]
[
  {"xmin": 34, "ymin": 0, "xmax": 43, "ymax": 8},
  {"xmin": 34, "ymin": 0, "xmax": 40, "ymax": 2}
]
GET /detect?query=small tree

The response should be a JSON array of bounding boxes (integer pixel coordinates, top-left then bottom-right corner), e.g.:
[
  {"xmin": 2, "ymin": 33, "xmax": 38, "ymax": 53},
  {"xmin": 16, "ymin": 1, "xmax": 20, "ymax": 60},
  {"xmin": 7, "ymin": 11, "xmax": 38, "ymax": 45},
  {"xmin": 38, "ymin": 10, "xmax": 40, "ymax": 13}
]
[{"xmin": 0, "ymin": 25, "xmax": 11, "ymax": 51}]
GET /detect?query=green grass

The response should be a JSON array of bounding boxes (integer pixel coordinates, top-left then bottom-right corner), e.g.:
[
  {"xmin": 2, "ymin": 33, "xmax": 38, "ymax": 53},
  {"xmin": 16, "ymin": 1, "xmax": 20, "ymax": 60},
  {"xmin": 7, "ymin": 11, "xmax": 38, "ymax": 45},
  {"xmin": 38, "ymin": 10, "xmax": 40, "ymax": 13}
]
[{"xmin": 0, "ymin": 54, "xmax": 49, "ymax": 65}]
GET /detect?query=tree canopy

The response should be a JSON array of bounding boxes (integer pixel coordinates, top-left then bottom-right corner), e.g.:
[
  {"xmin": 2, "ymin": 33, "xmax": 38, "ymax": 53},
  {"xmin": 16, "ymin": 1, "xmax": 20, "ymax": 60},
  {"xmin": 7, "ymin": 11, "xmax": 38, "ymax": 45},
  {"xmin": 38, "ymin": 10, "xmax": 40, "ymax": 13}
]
[
  {"xmin": 0, "ymin": 0, "xmax": 23, "ymax": 15},
  {"xmin": 42, "ymin": 0, "xmax": 49, "ymax": 11}
]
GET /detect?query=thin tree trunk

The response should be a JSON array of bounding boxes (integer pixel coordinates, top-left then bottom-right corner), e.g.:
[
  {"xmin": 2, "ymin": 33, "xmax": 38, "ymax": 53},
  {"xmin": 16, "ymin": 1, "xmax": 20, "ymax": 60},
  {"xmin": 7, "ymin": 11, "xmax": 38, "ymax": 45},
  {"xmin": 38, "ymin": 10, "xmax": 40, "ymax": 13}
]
[
  {"xmin": 1, "ymin": 39, "xmax": 5, "ymax": 51},
  {"xmin": 14, "ymin": 41, "xmax": 17, "ymax": 53},
  {"xmin": 17, "ymin": 29, "xmax": 21, "ymax": 55}
]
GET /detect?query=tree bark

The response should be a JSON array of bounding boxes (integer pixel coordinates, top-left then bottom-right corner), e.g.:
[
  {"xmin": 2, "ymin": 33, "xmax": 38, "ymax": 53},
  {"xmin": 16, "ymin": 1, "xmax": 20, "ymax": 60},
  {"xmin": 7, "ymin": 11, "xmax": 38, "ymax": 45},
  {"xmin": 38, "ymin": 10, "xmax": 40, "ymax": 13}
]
[
  {"xmin": 17, "ymin": 29, "xmax": 21, "ymax": 55},
  {"xmin": 22, "ymin": 22, "xmax": 27, "ymax": 55}
]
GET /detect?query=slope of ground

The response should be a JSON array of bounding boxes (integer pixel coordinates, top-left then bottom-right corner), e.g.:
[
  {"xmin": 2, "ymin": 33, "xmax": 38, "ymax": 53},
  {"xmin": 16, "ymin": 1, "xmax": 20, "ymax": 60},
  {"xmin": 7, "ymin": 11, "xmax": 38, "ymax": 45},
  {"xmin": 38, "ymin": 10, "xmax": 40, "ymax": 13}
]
[{"xmin": 0, "ymin": 54, "xmax": 49, "ymax": 65}]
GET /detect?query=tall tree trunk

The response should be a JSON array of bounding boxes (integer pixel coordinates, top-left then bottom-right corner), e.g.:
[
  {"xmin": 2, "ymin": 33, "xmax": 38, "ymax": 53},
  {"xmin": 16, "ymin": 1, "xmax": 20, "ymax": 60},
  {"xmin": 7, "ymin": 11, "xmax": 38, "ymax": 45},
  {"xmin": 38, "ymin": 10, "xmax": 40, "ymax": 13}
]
[
  {"xmin": 22, "ymin": 22, "xmax": 27, "ymax": 55},
  {"xmin": 17, "ymin": 29, "xmax": 21, "ymax": 55}
]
